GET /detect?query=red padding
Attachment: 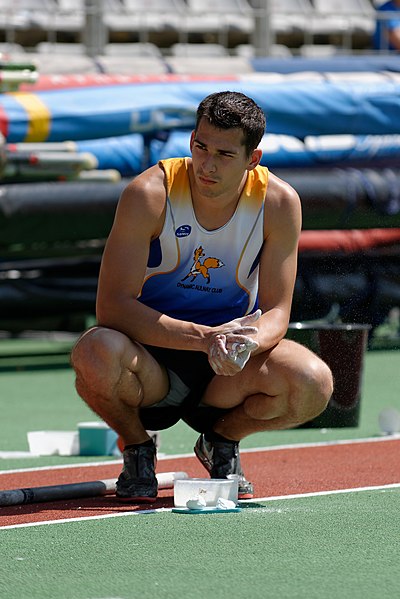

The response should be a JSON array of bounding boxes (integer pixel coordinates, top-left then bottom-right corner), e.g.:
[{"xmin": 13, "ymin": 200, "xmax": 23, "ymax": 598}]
[
  {"xmin": 299, "ymin": 228, "xmax": 400, "ymax": 253},
  {"xmin": 20, "ymin": 73, "xmax": 238, "ymax": 92},
  {"xmin": 0, "ymin": 103, "xmax": 8, "ymax": 139}
]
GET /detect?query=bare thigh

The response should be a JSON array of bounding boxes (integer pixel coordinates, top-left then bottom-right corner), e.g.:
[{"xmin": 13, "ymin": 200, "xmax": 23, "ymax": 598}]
[{"xmin": 201, "ymin": 339, "xmax": 330, "ymax": 409}]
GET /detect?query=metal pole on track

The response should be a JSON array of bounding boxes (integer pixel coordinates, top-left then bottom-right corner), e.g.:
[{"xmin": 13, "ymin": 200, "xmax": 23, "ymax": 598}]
[{"xmin": 0, "ymin": 471, "xmax": 188, "ymax": 507}]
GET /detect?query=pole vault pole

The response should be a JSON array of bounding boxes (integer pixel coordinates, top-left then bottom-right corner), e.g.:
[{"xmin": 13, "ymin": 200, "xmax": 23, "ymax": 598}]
[{"xmin": 0, "ymin": 471, "xmax": 188, "ymax": 507}]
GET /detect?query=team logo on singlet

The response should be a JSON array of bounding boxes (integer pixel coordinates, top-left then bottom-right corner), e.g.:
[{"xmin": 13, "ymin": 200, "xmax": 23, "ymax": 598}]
[{"xmin": 181, "ymin": 246, "xmax": 224, "ymax": 284}]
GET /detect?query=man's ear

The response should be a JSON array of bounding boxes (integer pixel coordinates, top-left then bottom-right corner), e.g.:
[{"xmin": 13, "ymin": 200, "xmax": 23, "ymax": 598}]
[{"xmin": 247, "ymin": 148, "xmax": 262, "ymax": 171}]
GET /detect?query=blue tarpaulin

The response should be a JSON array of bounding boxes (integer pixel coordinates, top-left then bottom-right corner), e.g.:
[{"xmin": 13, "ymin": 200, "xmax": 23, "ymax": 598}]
[
  {"xmin": 2, "ymin": 75, "xmax": 400, "ymax": 143},
  {"xmin": 77, "ymin": 130, "xmax": 400, "ymax": 175}
]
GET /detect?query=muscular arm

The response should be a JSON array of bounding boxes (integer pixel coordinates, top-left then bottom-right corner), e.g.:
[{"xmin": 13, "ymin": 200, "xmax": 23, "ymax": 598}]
[
  {"xmin": 96, "ymin": 165, "xmax": 209, "ymax": 350},
  {"xmin": 252, "ymin": 173, "xmax": 302, "ymax": 352},
  {"xmin": 213, "ymin": 172, "xmax": 301, "ymax": 366}
]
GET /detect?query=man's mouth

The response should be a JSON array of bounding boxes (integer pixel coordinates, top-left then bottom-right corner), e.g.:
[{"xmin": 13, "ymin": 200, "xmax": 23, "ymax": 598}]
[{"xmin": 198, "ymin": 174, "xmax": 217, "ymax": 185}]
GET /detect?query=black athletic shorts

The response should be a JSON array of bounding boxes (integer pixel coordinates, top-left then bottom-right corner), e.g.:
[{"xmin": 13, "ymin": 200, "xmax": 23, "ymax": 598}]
[{"xmin": 138, "ymin": 345, "xmax": 229, "ymax": 433}]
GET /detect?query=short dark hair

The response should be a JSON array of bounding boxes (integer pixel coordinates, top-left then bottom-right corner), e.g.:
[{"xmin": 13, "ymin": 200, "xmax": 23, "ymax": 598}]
[{"xmin": 195, "ymin": 91, "xmax": 266, "ymax": 157}]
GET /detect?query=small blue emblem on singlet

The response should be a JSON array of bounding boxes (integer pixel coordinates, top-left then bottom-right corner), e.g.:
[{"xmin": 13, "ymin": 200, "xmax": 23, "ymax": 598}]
[{"xmin": 175, "ymin": 225, "xmax": 191, "ymax": 238}]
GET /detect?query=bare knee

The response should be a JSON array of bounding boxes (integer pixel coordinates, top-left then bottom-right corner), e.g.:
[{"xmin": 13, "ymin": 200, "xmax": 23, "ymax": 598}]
[
  {"xmin": 294, "ymin": 356, "xmax": 333, "ymax": 423},
  {"xmin": 242, "ymin": 355, "xmax": 333, "ymax": 427},
  {"xmin": 71, "ymin": 326, "xmax": 120, "ymax": 377},
  {"xmin": 71, "ymin": 327, "xmax": 138, "ymax": 401}
]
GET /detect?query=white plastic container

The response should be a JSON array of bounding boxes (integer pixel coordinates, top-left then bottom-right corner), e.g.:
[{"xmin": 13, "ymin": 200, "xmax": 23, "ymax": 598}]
[
  {"xmin": 174, "ymin": 477, "xmax": 238, "ymax": 508},
  {"xmin": 27, "ymin": 431, "xmax": 79, "ymax": 456}
]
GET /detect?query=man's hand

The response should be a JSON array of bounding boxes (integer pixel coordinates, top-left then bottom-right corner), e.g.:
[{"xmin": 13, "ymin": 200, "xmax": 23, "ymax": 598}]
[{"xmin": 207, "ymin": 310, "xmax": 261, "ymax": 376}]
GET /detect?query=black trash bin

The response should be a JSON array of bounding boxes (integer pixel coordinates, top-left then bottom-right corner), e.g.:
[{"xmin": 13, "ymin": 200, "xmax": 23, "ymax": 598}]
[{"xmin": 286, "ymin": 323, "xmax": 371, "ymax": 428}]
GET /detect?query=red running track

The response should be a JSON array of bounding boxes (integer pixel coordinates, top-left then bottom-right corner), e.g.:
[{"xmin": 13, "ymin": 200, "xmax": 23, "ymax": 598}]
[{"xmin": 1, "ymin": 438, "xmax": 399, "ymax": 528}]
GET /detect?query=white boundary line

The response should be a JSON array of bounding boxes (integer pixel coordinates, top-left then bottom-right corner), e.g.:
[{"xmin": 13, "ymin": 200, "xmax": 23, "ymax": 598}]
[
  {"xmin": 0, "ymin": 458, "xmax": 123, "ymax": 475},
  {"xmin": 2, "ymin": 482, "xmax": 400, "ymax": 530},
  {"xmin": 1, "ymin": 434, "xmax": 399, "ymax": 475},
  {"xmin": 246, "ymin": 482, "xmax": 400, "ymax": 503},
  {"xmin": 241, "ymin": 433, "xmax": 400, "ymax": 452}
]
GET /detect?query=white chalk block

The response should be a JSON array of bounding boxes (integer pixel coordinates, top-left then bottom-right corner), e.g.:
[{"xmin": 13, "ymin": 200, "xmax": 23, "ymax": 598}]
[{"xmin": 186, "ymin": 496, "xmax": 207, "ymax": 510}]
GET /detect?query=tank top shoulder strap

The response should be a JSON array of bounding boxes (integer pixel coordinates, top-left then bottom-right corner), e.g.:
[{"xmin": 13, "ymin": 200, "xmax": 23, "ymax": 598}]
[
  {"xmin": 241, "ymin": 165, "xmax": 269, "ymax": 209},
  {"xmin": 158, "ymin": 157, "xmax": 190, "ymax": 202}
]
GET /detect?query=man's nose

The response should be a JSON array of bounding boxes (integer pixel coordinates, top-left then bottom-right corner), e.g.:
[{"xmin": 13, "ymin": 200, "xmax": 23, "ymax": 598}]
[{"xmin": 202, "ymin": 155, "xmax": 217, "ymax": 174}]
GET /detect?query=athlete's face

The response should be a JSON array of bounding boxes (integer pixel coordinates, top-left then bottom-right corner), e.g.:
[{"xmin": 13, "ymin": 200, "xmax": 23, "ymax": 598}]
[{"xmin": 190, "ymin": 118, "xmax": 261, "ymax": 199}]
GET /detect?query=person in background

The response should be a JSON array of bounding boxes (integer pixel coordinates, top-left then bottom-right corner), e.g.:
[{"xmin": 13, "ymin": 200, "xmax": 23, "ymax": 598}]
[
  {"xmin": 71, "ymin": 91, "xmax": 333, "ymax": 504},
  {"xmin": 373, "ymin": 0, "xmax": 400, "ymax": 51}
]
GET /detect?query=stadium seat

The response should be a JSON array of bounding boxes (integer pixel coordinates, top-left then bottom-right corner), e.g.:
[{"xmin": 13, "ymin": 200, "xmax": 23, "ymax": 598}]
[
  {"xmin": 104, "ymin": 42, "xmax": 164, "ymax": 57},
  {"xmin": 103, "ymin": 0, "xmax": 142, "ymax": 33},
  {"xmin": 20, "ymin": 53, "xmax": 98, "ymax": 74},
  {"xmin": 265, "ymin": 0, "xmax": 315, "ymax": 37},
  {"xmin": 234, "ymin": 43, "xmax": 293, "ymax": 57},
  {"xmin": 0, "ymin": 0, "xmax": 57, "ymax": 31},
  {"xmin": 106, "ymin": 0, "xmax": 186, "ymax": 35},
  {"xmin": 50, "ymin": 0, "xmax": 86, "ymax": 33},
  {"xmin": 165, "ymin": 55, "xmax": 254, "ymax": 75},
  {"xmin": 170, "ymin": 43, "xmax": 230, "ymax": 57},
  {"xmin": 95, "ymin": 55, "xmax": 169, "ymax": 75},
  {"xmin": 0, "ymin": 43, "xmax": 26, "ymax": 55},
  {"xmin": 184, "ymin": 0, "xmax": 254, "ymax": 42},
  {"xmin": 310, "ymin": 0, "xmax": 376, "ymax": 42},
  {"xmin": 99, "ymin": 30, "xmax": 168, "ymax": 71},
  {"xmin": 36, "ymin": 42, "xmax": 87, "ymax": 54},
  {"xmin": 299, "ymin": 43, "xmax": 340, "ymax": 56}
]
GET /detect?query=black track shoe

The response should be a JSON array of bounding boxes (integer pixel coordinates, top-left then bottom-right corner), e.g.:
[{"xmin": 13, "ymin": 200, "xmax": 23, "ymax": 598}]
[
  {"xmin": 116, "ymin": 441, "xmax": 158, "ymax": 503},
  {"xmin": 194, "ymin": 433, "xmax": 254, "ymax": 499}
]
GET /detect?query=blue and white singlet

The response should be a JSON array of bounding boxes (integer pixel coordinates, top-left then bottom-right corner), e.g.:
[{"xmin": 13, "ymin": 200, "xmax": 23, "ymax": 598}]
[{"xmin": 137, "ymin": 157, "xmax": 268, "ymax": 326}]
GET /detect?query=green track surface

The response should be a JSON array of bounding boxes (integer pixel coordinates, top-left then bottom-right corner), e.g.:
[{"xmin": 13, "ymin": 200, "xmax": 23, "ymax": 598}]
[
  {"xmin": 0, "ymin": 344, "xmax": 400, "ymax": 598},
  {"xmin": 1, "ymin": 490, "xmax": 399, "ymax": 599}
]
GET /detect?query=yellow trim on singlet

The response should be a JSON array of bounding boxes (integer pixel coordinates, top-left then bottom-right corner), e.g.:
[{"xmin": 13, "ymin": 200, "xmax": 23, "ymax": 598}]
[{"xmin": 234, "ymin": 167, "xmax": 268, "ymax": 312}]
